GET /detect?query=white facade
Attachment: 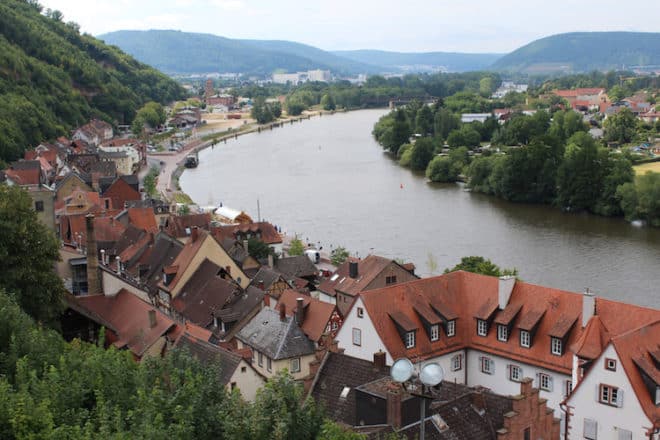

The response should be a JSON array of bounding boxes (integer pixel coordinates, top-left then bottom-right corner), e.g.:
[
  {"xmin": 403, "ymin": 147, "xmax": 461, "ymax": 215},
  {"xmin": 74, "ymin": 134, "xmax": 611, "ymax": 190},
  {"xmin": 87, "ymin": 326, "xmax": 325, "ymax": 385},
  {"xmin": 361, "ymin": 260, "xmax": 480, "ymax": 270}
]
[
  {"xmin": 316, "ymin": 291, "xmax": 336, "ymax": 305},
  {"xmin": 335, "ymin": 297, "xmax": 393, "ymax": 364},
  {"xmin": 567, "ymin": 344, "xmax": 656, "ymax": 440}
]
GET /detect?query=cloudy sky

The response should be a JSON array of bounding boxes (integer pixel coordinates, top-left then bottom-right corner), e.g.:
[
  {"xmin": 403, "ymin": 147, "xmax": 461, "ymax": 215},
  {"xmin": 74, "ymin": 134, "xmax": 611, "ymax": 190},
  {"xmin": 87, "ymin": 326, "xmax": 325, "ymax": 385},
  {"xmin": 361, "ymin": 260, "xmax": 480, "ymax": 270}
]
[{"xmin": 39, "ymin": 0, "xmax": 660, "ymax": 53}]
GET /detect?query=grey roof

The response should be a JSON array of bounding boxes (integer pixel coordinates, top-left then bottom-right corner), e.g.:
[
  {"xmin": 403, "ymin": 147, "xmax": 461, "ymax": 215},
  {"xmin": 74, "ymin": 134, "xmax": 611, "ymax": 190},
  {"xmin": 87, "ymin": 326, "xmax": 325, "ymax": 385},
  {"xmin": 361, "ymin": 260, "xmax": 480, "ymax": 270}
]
[
  {"xmin": 275, "ymin": 255, "xmax": 318, "ymax": 279},
  {"xmin": 141, "ymin": 232, "xmax": 184, "ymax": 293},
  {"xmin": 250, "ymin": 267, "xmax": 285, "ymax": 290},
  {"xmin": 9, "ymin": 160, "xmax": 41, "ymax": 170},
  {"xmin": 175, "ymin": 333, "xmax": 242, "ymax": 385},
  {"xmin": 236, "ymin": 307, "xmax": 315, "ymax": 360},
  {"xmin": 215, "ymin": 286, "xmax": 264, "ymax": 324}
]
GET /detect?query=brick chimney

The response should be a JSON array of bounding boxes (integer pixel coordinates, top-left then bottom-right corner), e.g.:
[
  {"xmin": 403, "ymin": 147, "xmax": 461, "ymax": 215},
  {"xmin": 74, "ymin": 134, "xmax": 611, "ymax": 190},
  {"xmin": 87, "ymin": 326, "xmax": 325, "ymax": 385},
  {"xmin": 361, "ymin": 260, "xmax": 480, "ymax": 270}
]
[
  {"xmin": 191, "ymin": 226, "xmax": 199, "ymax": 242},
  {"xmin": 280, "ymin": 303, "xmax": 286, "ymax": 321},
  {"xmin": 373, "ymin": 351, "xmax": 387, "ymax": 370},
  {"xmin": 148, "ymin": 309, "xmax": 157, "ymax": 328},
  {"xmin": 85, "ymin": 214, "xmax": 101, "ymax": 295},
  {"xmin": 386, "ymin": 382, "xmax": 403, "ymax": 429},
  {"xmin": 295, "ymin": 297, "xmax": 305, "ymax": 326},
  {"xmin": 349, "ymin": 261, "xmax": 358, "ymax": 278}
]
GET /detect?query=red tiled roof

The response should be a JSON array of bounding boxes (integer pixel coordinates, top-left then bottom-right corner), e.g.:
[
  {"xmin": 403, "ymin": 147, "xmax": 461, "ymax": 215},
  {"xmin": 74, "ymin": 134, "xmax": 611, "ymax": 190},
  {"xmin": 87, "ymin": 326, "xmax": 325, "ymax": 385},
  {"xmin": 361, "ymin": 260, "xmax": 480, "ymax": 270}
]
[
  {"xmin": 159, "ymin": 229, "xmax": 209, "ymax": 291},
  {"xmin": 165, "ymin": 213, "xmax": 211, "ymax": 238},
  {"xmin": 212, "ymin": 221, "xmax": 282, "ymax": 245},
  {"xmin": 277, "ymin": 289, "xmax": 337, "ymax": 342},
  {"xmin": 61, "ymin": 214, "xmax": 126, "ymax": 247},
  {"xmin": 4, "ymin": 168, "xmax": 40, "ymax": 185},
  {"xmin": 72, "ymin": 290, "xmax": 176, "ymax": 357},
  {"xmin": 127, "ymin": 207, "xmax": 158, "ymax": 233},
  {"xmin": 102, "ymin": 178, "xmax": 140, "ymax": 210}
]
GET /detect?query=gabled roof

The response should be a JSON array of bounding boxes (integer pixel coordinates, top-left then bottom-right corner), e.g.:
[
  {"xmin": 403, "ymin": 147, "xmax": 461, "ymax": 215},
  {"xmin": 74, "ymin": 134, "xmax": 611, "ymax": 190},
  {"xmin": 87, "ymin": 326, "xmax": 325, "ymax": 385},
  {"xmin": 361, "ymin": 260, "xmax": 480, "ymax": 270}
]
[
  {"xmin": 159, "ymin": 229, "xmax": 209, "ymax": 291},
  {"xmin": 165, "ymin": 213, "xmax": 211, "ymax": 238},
  {"xmin": 274, "ymin": 255, "xmax": 318, "ymax": 279},
  {"xmin": 236, "ymin": 307, "xmax": 315, "ymax": 360},
  {"xmin": 250, "ymin": 266, "xmax": 288, "ymax": 291},
  {"xmin": 277, "ymin": 290, "xmax": 337, "ymax": 342},
  {"xmin": 127, "ymin": 207, "xmax": 158, "ymax": 233},
  {"xmin": 71, "ymin": 289, "xmax": 176, "ymax": 357},
  {"xmin": 174, "ymin": 333, "xmax": 243, "ymax": 385},
  {"xmin": 138, "ymin": 232, "xmax": 184, "ymax": 293},
  {"xmin": 102, "ymin": 177, "xmax": 141, "ymax": 210},
  {"xmin": 571, "ymin": 316, "xmax": 610, "ymax": 360},
  {"xmin": 212, "ymin": 221, "xmax": 282, "ymax": 245}
]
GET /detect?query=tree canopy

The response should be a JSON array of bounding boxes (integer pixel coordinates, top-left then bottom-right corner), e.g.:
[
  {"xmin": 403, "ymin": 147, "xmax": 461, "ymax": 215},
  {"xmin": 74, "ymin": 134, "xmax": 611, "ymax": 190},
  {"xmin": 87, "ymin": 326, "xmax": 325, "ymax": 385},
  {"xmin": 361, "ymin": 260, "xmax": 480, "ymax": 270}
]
[{"xmin": 444, "ymin": 256, "xmax": 518, "ymax": 277}]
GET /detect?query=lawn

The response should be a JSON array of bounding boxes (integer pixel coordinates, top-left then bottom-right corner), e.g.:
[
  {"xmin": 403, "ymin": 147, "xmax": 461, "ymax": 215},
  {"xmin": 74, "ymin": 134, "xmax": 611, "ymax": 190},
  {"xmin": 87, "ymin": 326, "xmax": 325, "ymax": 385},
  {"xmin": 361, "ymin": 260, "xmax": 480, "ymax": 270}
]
[{"xmin": 633, "ymin": 161, "xmax": 660, "ymax": 175}]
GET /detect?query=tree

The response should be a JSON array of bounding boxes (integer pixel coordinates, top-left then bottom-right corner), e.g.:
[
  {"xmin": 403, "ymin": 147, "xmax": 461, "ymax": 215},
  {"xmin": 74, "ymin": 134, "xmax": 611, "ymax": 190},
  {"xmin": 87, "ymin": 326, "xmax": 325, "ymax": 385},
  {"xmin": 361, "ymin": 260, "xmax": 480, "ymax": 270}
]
[
  {"xmin": 0, "ymin": 185, "xmax": 64, "ymax": 325},
  {"xmin": 415, "ymin": 104, "xmax": 433, "ymax": 135},
  {"xmin": 320, "ymin": 94, "xmax": 336, "ymax": 111},
  {"xmin": 247, "ymin": 237, "xmax": 277, "ymax": 260},
  {"xmin": 604, "ymin": 107, "xmax": 636, "ymax": 144},
  {"xmin": 288, "ymin": 236, "xmax": 304, "ymax": 256},
  {"xmin": 388, "ymin": 109, "xmax": 411, "ymax": 155},
  {"xmin": 330, "ymin": 246, "xmax": 350, "ymax": 266},
  {"xmin": 619, "ymin": 172, "xmax": 660, "ymax": 227},
  {"xmin": 556, "ymin": 132, "xmax": 603, "ymax": 211},
  {"xmin": 409, "ymin": 137, "xmax": 435, "ymax": 171},
  {"xmin": 444, "ymin": 256, "xmax": 518, "ymax": 277}
]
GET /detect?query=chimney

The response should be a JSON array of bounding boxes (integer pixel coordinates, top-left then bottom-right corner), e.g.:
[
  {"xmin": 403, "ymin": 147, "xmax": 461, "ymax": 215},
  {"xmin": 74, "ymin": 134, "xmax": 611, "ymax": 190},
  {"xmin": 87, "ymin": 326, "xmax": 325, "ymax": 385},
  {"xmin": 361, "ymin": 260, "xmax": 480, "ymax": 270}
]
[
  {"xmin": 115, "ymin": 256, "xmax": 121, "ymax": 275},
  {"xmin": 386, "ymin": 382, "xmax": 403, "ymax": 429},
  {"xmin": 243, "ymin": 239, "xmax": 249, "ymax": 253},
  {"xmin": 85, "ymin": 214, "xmax": 101, "ymax": 295},
  {"xmin": 582, "ymin": 288, "xmax": 596, "ymax": 327},
  {"xmin": 225, "ymin": 265, "xmax": 231, "ymax": 275},
  {"xmin": 280, "ymin": 303, "xmax": 286, "ymax": 321},
  {"xmin": 349, "ymin": 261, "xmax": 358, "ymax": 279},
  {"xmin": 100, "ymin": 249, "xmax": 106, "ymax": 265},
  {"xmin": 267, "ymin": 253, "xmax": 274, "ymax": 269},
  {"xmin": 295, "ymin": 297, "xmax": 305, "ymax": 326},
  {"xmin": 148, "ymin": 309, "xmax": 157, "ymax": 328},
  {"xmin": 191, "ymin": 226, "xmax": 199, "ymax": 242},
  {"xmin": 263, "ymin": 294, "xmax": 271, "ymax": 308},
  {"xmin": 498, "ymin": 275, "xmax": 516, "ymax": 309},
  {"xmin": 373, "ymin": 351, "xmax": 387, "ymax": 370}
]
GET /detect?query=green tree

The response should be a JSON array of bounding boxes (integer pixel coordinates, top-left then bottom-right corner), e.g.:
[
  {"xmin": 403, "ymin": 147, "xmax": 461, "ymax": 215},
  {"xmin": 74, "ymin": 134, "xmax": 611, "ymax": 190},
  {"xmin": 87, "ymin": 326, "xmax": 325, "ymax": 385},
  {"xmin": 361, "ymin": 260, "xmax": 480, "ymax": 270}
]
[
  {"xmin": 604, "ymin": 107, "xmax": 637, "ymax": 144},
  {"xmin": 247, "ymin": 237, "xmax": 278, "ymax": 260},
  {"xmin": 0, "ymin": 185, "xmax": 64, "ymax": 325},
  {"xmin": 415, "ymin": 104, "xmax": 434, "ymax": 135},
  {"xmin": 410, "ymin": 137, "xmax": 435, "ymax": 171},
  {"xmin": 320, "ymin": 94, "xmax": 336, "ymax": 111},
  {"xmin": 387, "ymin": 109, "xmax": 411, "ymax": 155},
  {"xmin": 444, "ymin": 256, "xmax": 518, "ymax": 277},
  {"xmin": 288, "ymin": 236, "xmax": 305, "ymax": 256},
  {"xmin": 330, "ymin": 246, "xmax": 350, "ymax": 266},
  {"xmin": 624, "ymin": 172, "xmax": 660, "ymax": 227},
  {"xmin": 556, "ymin": 132, "xmax": 603, "ymax": 211}
]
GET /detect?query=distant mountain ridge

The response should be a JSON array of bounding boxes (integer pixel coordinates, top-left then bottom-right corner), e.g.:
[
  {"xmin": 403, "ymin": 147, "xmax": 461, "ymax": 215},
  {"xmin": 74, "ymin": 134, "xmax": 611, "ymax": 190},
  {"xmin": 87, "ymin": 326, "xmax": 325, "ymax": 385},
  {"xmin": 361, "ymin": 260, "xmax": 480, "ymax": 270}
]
[
  {"xmin": 492, "ymin": 32, "xmax": 660, "ymax": 73},
  {"xmin": 332, "ymin": 49, "xmax": 503, "ymax": 73}
]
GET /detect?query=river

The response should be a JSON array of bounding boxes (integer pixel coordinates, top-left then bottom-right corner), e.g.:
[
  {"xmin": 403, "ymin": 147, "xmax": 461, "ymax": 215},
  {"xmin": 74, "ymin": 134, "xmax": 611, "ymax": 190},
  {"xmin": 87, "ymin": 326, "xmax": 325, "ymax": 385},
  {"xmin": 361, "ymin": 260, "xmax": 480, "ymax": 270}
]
[{"xmin": 181, "ymin": 109, "xmax": 660, "ymax": 308}]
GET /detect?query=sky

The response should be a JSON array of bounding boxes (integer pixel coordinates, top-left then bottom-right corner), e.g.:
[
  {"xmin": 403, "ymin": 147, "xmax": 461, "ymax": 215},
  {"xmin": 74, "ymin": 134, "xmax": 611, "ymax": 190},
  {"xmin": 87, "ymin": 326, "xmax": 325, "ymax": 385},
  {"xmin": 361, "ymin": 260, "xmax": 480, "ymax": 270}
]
[{"xmin": 39, "ymin": 0, "xmax": 660, "ymax": 53}]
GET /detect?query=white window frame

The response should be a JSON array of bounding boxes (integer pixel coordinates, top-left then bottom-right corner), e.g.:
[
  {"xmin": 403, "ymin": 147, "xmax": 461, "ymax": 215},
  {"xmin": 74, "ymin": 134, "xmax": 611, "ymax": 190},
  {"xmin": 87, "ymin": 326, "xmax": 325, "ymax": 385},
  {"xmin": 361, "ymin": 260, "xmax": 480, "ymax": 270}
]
[
  {"xmin": 477, "ymin": 319, "xmax": 488, "ymax": 337},
  {"xmin": 446, "ymin": 320, "xmax": 456, "ymax": 337},
  {"xmin": 605, "ymin": 358, "xmax": 617, "ymax": 371},
  {"xmin": 551, "ymin": 337, "xmax": 563, "ymax": 356},
  {"xmin": 290, "ymin": 357, "xmax": 301, "ymax": 373},
  {"xmin": 352, "ymin": 328, "xmax": 361, "ymax": 346},
  {"xmin": 497, "ymin": 324, "xmax": 508, "ymax": 342},
  {"xmin": 405, "ymin": 331, "xmax": 415, "ymax": 348},
  {"xmin": 538, "ymin": 373, "xmax": 552, "ymax": 391},
  {"xmin": 480, "ymin": 356, "xmax": 494, "ymax": 375},
  {"xmin": 451, "ymin": 354, "xmax": 463, "ymax": 371},
  {"xmin": 430, "ymin": 324, "xmax": 439, "ymax": 342},
  {"xmin": 509, "ymin": 364, "xmax": 522, "ymax": 382},
  {"xmin": 520, "ymin": 330, "xmax": 530, "ymax": 348}
]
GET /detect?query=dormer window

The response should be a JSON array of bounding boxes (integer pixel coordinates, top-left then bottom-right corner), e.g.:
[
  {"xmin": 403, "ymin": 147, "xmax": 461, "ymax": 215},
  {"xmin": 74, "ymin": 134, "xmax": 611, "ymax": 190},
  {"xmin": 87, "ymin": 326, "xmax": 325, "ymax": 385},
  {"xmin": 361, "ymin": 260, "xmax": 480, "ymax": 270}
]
[
  {"xmin": 551, "ymin": 337, "xmax": 563, "ymax": 356},
  {"xmin": 497, "ymin": 324, "xmax": 508, "ymax": 342},
  {"xmin": 430, "ymin": 324, "xmax": 439, "ymax": 342},
  {"xmin": 405, "ymin": 331, "xmax": 415, "ymax": 348},
  {"xmin": 477, "ymin": 319, "xmax": 488, "ymax": 337},
  {"xmin": 520, "ymin": 330, "xmax": 531, "ymax": 348},
  {"xmin": 446, "ymin": 320, "xmax": 456, "ymax": 337}
]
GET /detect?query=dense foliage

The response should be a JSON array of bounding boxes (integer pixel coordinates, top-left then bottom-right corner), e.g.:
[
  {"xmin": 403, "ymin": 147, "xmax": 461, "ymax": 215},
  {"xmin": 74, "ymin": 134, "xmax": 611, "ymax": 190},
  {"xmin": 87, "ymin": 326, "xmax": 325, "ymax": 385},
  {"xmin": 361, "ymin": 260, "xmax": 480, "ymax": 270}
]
[
  {"xmin": 0, "ymin": 0, "xmax": 185, "ymax": 162},
  {"xmin": 251, "ymin": 97, "xmax": 282, "ymax": 124},
  {"xmin": 0, "ymin": 185, "xmax": 64, "ymax": 325},
  {"xmin": 445, "ymin": 256, "xmax": 518, "ymax": 277}
]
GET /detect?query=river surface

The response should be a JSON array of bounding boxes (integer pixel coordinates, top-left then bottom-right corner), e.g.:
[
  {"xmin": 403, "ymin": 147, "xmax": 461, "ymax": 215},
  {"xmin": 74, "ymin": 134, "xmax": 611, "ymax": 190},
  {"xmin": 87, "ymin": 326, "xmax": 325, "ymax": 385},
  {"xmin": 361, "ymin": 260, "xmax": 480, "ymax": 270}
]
[{"xmin": 181, "ymin": 109, "xmax": 660, "ymax": 308}]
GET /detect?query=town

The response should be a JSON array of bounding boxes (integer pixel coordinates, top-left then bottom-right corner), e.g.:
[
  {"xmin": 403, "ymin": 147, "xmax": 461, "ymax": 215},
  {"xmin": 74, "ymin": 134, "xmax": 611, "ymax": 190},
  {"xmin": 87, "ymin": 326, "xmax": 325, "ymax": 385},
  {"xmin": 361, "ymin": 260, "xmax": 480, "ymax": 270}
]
[{"xmin": 2, "ymin": 74, "xmax": 659, "ymax": 439}]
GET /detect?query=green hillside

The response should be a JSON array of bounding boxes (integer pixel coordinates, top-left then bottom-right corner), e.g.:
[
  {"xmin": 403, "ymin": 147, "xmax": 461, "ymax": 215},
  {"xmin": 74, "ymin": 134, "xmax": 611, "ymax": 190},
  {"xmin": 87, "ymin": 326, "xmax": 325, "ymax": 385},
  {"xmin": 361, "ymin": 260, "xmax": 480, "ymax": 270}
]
[
  {"xmin": 0, "ymin": 0, "xmax": 185, "ymax": 163},
  {"xmin": 333, "ymin": 49, "xmax": 503, "ymax": 72},
  {"xmin": 100, "ymin": 30, "xmax": 381, "ymax": 76},
  {"xmin": 492, "ymin": 32, "xmax": 660, "ymax": 73}
]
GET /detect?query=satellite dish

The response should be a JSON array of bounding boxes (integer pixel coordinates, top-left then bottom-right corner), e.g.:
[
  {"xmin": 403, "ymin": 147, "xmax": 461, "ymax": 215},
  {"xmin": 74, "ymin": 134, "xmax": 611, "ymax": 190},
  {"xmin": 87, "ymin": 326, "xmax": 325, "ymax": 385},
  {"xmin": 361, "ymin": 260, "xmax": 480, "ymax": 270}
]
[
  {"xmin": 391, "ymin": 358, "xmax": 414, "ymax": 383},
  {"xmin": 420, "ymin": 362, "xmax": 444, "ymax": 387}
]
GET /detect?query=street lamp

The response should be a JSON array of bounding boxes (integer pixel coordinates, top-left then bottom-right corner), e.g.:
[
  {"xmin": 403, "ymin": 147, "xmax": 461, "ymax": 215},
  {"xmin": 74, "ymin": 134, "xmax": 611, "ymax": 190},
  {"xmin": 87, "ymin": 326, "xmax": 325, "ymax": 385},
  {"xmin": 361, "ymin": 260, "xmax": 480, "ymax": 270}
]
[{"xmin": 391, "ymin": 358, "xmax": 444, "ymax": 440}]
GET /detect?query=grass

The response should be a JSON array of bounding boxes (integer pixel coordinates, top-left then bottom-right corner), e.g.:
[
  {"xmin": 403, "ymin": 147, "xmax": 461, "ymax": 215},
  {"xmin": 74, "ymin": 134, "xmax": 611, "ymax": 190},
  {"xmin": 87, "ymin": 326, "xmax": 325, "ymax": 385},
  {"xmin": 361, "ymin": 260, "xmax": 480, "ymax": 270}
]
[
  {"xmin": 172, "ymin": 192, "xmax": 194, "ymax": 204},
  {"xmin": 633, "ymin": 161, "xmax": 660, "ymax": 175}
]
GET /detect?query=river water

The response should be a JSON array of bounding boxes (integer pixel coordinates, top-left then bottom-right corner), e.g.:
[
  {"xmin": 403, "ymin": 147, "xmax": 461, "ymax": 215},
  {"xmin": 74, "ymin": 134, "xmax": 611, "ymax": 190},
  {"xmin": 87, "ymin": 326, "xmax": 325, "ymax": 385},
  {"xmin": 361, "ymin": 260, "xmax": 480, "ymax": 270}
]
[{"xmin": 181, "ymin": 109, "xmax": 660, "ymax": 308}]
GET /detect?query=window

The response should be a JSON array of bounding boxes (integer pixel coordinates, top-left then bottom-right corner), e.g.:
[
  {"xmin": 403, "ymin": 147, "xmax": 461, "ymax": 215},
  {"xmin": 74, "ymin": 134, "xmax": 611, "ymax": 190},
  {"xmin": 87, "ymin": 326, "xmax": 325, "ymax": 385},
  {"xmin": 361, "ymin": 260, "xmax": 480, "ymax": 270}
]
[
  {"xmin": 290, "ymin": 357, "xmax": 301, "ymax": 373},
  {"xmin": 480, "ymin": 356, "xmax": 494, "ymax": 374},
  {"xmin": 258, "ymin": 352, "xmax": 263, "ymax": 367},
  {"xmin": 230, "ymin": 382, "xmax": 237, "ymax": 390},
  {"xmin": 520, "ymin": 330, "xmax": 530, "ymax": 348},
  {"xmin": 509, "ymin": 364, "xmax": 522, "ymax": 382},
  {"xmin": 446, "ymin": 320, "xmax": 456, "ymax": 337},
  {"xmin": 538, "ymin": 373, "xmax": 552, "ymax": 391},
  {"xmin": 477, "ymin": 319, "xmax": 488, "ymax": 336},
  {"xmin": 523, "ymin": 428, "xmax": 530, "ymax": 440},
  {"xmin": 565, "ymin": 380, "xmax": 573, "ymax": 397},
  {"xmin": 583, "ymin": 418, "xmax": 597, "ymax": 440},
  {"xmin": 267, "ymin": 357, "xmax": 272, "ymax": 372},
  {"xmin": 352, "ymin": 328, "xmax": 361, "ymax": 346},
  {"xmin": 599, "ymin": 384, "xmax": 622, "ymax": 407},
  {"xmin": 551, "ymin": 337, "xmax": 563, "ymax": 355},
  {"xmin": 497, "ymin": 324, "xmax": 508, "ymax": 342},
  {"xmin": 617, "ymin": 428, "xmax": 632, "ymax": 440},
  {"xmin": 385, "ymin": 275, "xmax": 397, "ymax": 285},
  {"xmin": 405, "ymin": 331, "xmax": 415, "ymax": 348},
  {"xmin": 451, "ymin": 354, "xmax": 463, "ymax": 371},
  {"xmin": 430, "ymin": 324, "xmax": 439, "ymax": 342},
  {"xmin": 34, "ymin": 200, "xmax": 44, "ymax": 212},
  {"xmin": 357, "ymin": 307, "xmax": 364, "ymax": 318},
  {"xmin": 605, "ymin": 358, "xmax": 617, "ymax": 371},
  {"xmin": 241, "ymin": 366, "xmax": 247, "ymax": 373}
]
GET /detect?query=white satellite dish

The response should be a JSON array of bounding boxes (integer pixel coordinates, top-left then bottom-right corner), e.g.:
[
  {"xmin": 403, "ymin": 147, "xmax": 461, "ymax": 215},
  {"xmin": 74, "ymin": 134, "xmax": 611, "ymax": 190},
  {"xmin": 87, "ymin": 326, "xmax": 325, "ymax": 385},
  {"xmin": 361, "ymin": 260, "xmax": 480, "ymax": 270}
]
[{"xmin": 391, "ymin": 358, "xmax": 414, "ymax": 383}]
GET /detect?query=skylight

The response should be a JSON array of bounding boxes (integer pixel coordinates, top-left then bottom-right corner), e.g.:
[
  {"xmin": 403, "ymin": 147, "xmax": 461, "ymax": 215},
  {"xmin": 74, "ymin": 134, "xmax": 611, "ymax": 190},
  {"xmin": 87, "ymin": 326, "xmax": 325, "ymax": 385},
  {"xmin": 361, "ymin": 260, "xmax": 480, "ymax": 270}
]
[{"xmin": 340, "ymin": 386, "xmax": 350, "ymax": 399}]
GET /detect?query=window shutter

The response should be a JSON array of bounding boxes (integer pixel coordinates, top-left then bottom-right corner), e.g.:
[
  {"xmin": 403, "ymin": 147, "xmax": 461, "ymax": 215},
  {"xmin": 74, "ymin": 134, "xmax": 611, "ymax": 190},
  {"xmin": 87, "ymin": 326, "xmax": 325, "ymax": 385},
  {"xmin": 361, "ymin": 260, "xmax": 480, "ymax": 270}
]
[
  {"xmin": 583, "ymin": 419, "xmax": 597, "ymax": 440},
  {"xmin": 595, "ymin": 384, "xmax": 600, "ymax": 403},
  {"xmin": 617, "ymin": 428, "xmax": 632, "ymax": 440},
  {"xmin": 548, "ymin": 376, "xmax": 554, "ymax": 392},
  {"xmin": 491, "ymin": 360, "xmax": 495, "ymax": 374},
  {"xmin": 616, "ymin": 389, "xmax": 624, "ymax": 407}
]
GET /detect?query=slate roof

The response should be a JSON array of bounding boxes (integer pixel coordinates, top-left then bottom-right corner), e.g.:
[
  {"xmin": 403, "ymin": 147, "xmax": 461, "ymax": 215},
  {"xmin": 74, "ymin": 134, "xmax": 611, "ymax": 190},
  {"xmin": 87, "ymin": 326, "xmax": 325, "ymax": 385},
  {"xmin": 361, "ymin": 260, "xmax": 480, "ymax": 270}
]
[
  {"xmin": 250, "ymin": 266, "xmax": 287, "ymax": 291},
  {"xmin": 174, "ymin": 333, "xmax": 242, "ymax": 385},
  {"xmin": 275, "ymin": 255, "xmax": 318, "ymax": 279},
  {"xmin": 236, "ymin": 307, "xmax": 315, "ymax": 360},
  {"xmin": 214, "ymin": 286, "xmax": 264, "ymax": 326},
  {"xmin": 138, "ymin": 232, "xmax": 184, "ymax": 293}
]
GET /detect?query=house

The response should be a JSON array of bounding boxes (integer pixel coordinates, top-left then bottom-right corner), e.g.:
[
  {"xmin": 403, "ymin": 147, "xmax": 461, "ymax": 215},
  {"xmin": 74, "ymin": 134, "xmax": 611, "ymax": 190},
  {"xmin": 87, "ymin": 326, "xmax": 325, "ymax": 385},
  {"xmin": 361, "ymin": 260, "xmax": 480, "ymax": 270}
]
[
  {"xmin": 217, "ymin": 238, "xmax": 261, "ymax": 275},
  {"xmin": 3, "ymin": 160, "xmax": 44, "ymax": 187},
  {"xmin": 318, "ymin": 255, "xmax": 418, "ymax": 316},
  {"xmin": 55, "ymin": 173, "xmax": 93, "ymax": 201},
  {"xmin": 156, "ymin": 228, "xmax": 250, "ymax": 312},
  {"xmin": 72, "ymin": 119, "xmax": 113, "ymax": 147},
  {"xmin": 235, "ymin": 306, "xmax": 316, "ymax": 381},
  {"xmin": 275, "ymin": 289, "xmax": 343, "ymax": 343},
  {"xmin": 212, "ymin": 221, "xmax": 283, "ymax": 255},
  {"xmin": 334, "ymin": 270, "xmax": 660, "ymax": 431},
  {"xmin": 273, "ymin": 255, "xmax": 319, "ymax": 287},
  {"xmin": 214, "ymin": 206, "xmax": 253, "ymax": 225},
  {"xmin": 552, "ymin": 88, "xmax": 608, "ymax": 113},
  {"xmin": 164, "ymin": 213, "xmax": 212, "ymax": 243},
  {"xmin": 174, "ymin": 332, "xmax": 264, "ymax": 401},
  {"xmin": 250, "ymin": 266, "xmax": 292, "ymax": 301},
  {"xmin": 102, "ymin": 176, "xmax": 141, "ymax": 210}
]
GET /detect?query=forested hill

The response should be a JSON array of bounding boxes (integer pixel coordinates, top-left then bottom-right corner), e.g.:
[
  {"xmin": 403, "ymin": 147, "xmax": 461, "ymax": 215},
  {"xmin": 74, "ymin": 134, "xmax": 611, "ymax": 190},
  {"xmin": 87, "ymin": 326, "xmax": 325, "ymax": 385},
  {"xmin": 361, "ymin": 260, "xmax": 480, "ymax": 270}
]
[
  {"xmin": 492, "ymin": 32, "xmax": 660, "ymax": 73},
  {"xmin": 0, "ymin": 0, "xmax": 185, "ymax": 163},
  {"xmin": 332, "ymin": 49, "xmax": 503, "ymax": 73},
  {"xmin": 99, "ymin": 30, "xmax": 384, "ymax": 75}
]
